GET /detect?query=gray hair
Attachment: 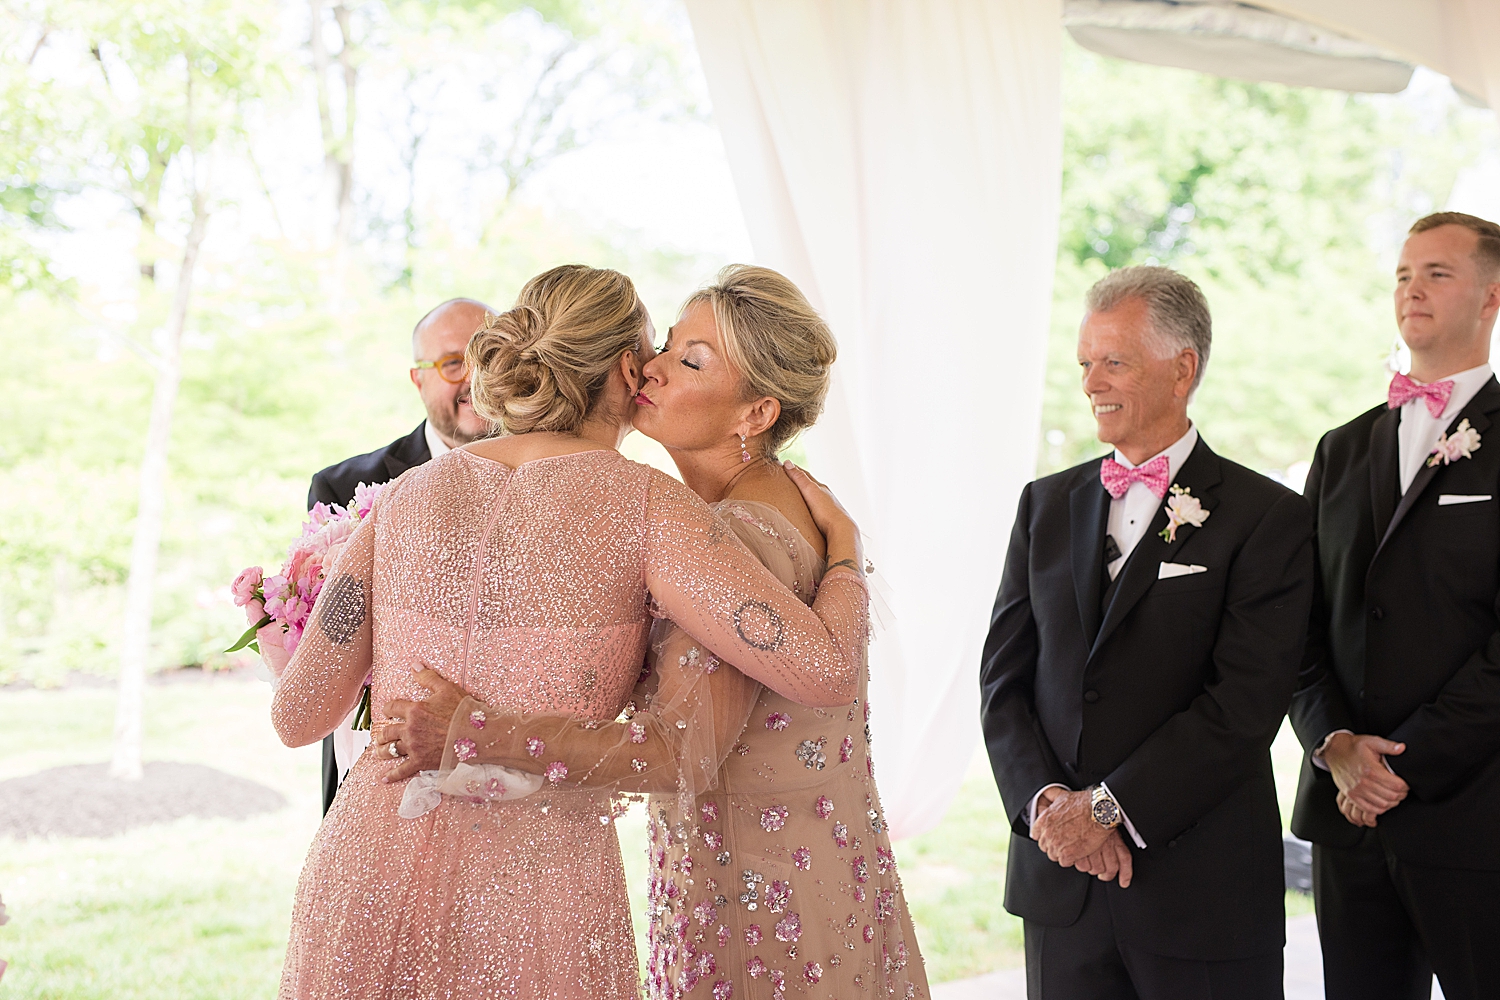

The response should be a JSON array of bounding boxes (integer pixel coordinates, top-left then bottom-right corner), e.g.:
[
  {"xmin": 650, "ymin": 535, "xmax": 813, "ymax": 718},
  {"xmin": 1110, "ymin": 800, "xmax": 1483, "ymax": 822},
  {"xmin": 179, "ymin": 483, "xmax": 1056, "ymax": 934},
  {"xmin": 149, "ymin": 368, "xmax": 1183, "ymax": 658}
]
[{"xmin": 1084, "ymin": 266, "xmax": 1212, "ymax": 390}]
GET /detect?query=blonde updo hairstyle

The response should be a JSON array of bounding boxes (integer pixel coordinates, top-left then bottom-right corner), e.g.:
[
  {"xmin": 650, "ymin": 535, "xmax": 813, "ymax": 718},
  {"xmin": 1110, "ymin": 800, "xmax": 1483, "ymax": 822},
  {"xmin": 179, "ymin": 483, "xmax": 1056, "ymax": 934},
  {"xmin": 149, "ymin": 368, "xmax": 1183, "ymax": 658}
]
[
  {"xmin": 683, "ymin": 264, "xmax": 837, "ymax": 455},
  {"xmin": 467, "ymin": 264, "xmax": 650, "ymax": 435}
]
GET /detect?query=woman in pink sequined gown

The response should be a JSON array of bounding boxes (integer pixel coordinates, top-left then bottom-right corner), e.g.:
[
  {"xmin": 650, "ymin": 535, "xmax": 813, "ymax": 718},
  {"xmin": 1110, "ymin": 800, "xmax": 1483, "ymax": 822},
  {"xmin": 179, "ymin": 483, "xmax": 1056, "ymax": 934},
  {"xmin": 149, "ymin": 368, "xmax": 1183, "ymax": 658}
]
[
  {"xmin": 271, "ymin": 265, "xmax": 871, "ymax": 1000},
  {"xmin": 383, "ymin": 266, "xmax": 928, "ymax": 1000}
]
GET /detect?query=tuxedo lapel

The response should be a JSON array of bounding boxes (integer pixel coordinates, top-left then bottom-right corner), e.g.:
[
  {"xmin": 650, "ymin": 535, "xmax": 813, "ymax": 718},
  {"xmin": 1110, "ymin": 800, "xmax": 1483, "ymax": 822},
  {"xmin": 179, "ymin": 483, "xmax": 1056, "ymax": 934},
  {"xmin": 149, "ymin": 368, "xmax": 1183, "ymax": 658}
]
[
  {"xmin": 1368, "ymin": 407, "xmax": 1400, "ymax": 541},
  {"xmin": 1070, "ymin": 467, "xmax": 1111, "ymax": 646},
  {"xmin": 384, "ymin": 422, "xmax": 433, "ymax": 480},
  {"xmin": 1090, "ymin": 439, "xmax": 1224, "ymax": 661},
  {"xmin": 1375, "ymin": 379, "xmax": 1500, "ymax": 559}
]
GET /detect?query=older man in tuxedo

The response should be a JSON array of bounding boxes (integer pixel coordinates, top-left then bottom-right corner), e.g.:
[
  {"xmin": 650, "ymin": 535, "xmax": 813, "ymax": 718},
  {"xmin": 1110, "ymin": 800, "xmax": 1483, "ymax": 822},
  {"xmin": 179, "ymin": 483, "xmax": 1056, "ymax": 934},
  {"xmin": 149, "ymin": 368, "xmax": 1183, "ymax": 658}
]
[
  {"xmin": 1291, "ymin": 212, "xmax": 1500, "ymax": 1000},
  {"xmin": 308, "ymin": 296, "xmax": 495, "ymax": 813},
  {"xmin": 981, "ymin": 266, "xmax": 1314, "ymax": 999}
]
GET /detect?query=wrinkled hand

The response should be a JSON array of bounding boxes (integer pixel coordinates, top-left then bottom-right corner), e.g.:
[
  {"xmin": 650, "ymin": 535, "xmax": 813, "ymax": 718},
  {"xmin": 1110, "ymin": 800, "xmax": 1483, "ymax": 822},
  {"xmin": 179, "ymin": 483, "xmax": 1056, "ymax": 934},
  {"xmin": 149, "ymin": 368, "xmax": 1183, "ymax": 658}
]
[
  {"xmin": 1072, "ymin": 829, "xmax": 1134, "ymax": 887},
  {"xmin": 1323, "ymin": 732, "xmax": 1407, "ymax": 817},
  {"xmin": 376, "ymin": 664, "xmax": 470, "ymax": 782},
  {"xmin": 1032, "ymin": 788, "xmax": 1111, "ymax": 869}
]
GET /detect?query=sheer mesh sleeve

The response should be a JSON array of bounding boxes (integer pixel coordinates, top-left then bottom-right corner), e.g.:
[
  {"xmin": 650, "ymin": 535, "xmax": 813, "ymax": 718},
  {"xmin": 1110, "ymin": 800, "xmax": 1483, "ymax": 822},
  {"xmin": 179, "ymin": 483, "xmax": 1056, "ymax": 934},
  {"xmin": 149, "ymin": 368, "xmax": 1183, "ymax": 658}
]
[
  {"xmin": 640, "ymin": 473, "xmax": 868, "ymax": 708},
  {"xmin": 270, "ymin": 507, "xmax": 377, "ymax": 748},
  {"xmin": 438, "ymin": 623, "xmax": 761, "ymax": 808},
  {"xmin": 433, "ymin": 499, "xmax": 832, "ymax": 809}
]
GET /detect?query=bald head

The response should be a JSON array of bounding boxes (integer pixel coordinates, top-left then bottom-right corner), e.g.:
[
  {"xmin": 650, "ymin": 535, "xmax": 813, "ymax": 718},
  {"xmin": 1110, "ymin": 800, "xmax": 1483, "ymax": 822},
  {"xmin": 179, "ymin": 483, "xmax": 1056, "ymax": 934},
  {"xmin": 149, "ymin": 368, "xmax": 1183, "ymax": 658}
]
[
  {"xmin": 412, "ymin": 297, "xmax": 494, "ymax": 360},
  {"xmin": 409, "ymin": 296, "xmax": 498, "ymax": 448}
]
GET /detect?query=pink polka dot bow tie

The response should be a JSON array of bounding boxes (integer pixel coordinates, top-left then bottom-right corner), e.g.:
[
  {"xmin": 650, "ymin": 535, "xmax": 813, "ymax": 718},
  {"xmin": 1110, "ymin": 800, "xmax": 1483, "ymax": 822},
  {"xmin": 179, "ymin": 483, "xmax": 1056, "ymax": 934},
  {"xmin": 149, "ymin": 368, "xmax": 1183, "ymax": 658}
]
[
  {"xmin": 1100, "ymin": 455, "xmax": 1171, "ymax": 499},
  {"xmin": 1388, "ymin": 373, "xmax": 1454, "ymax": 417}
]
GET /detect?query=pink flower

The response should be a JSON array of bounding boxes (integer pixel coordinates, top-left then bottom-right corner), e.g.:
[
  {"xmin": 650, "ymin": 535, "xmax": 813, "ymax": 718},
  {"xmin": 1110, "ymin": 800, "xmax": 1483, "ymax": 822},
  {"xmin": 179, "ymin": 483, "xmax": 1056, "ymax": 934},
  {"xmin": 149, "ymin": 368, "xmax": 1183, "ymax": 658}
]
[
  {"xmin": 832, "ymin": 821, "xmax": 848, "ymax": 847},
  {"xmin": 792, "ymin": 846, "xmax": 811, "ymax": 871},
  {"xmin": 545, "ymin": 761, "xmax": 568, "ymax": 784},
  {"xmin": 1429, "ymin": 418, "xmax": 1483, "ymax": 467},
  {"xmin": 526, "ymin": 737, "xmax": 545, "ymax": 758},
  {"xmin": 701, "ymin": 801, "xmax": 719, "ymax": 823},
  {"xmin": 840, "ymin": 735, "xmax": 854, "ymax": 763},
  {"xmin": 453, "ymin": 738, "xmax": 477, "ymax": 762},
  {"xmin": 352, "ymin": 481, "xmax": 385, "ymax": 520},
  {"xmin": 745, "ymin": 924, "xmax": 762, "ymax": 946},
  {"xmin": 230, "ymin": 566, "xmax": 263, "ymax": 607},
  {"xmin": 803, "ymin": 962, "xmax": 822, "ymax": 984},
  {"xmin": 774, "ymin": 912, "xmax": 802, "ymax": 942},
  {"xmin": 713, "ymin": 979, "xmax": 733, "ymax": 1000},
  {"xmin": 703, "ymin": 830, "xmax": 723, "ymax": 850},
  {"xmin": 815, "ymin": 795, "xmax": 834, "ymax": 819},
  {"xmin": 765, "ymin": 712, "xmax": 791, "ymax": 731},
  {"xmin": 853, "ymin": 856, "xmax": 869, "ymax": 883},
  {"xmin": 864, "ymin": 924, "xmax": 875, "ymax": 943},
  {"xmin": 877, "ymin": 845, "xmax": 896, "ymax": 874},
  {"xmin": 469, "ymin": 710, "xmax": 487, "ymax": 729},
  {"xmin": 766, "ymin": 880, "xmax": 792, "ymax": 913},
  {"xmin": 746, "ymin": 955, "xmax": 766, "ymax": 977}
]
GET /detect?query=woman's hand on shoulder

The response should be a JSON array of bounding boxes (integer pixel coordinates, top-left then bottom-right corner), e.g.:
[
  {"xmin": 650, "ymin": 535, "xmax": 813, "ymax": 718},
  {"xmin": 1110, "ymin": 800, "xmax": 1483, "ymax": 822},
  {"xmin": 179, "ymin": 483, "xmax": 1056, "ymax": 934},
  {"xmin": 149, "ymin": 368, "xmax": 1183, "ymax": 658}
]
[{"xmin": 782, "ymin": 461, "xmax": 862, "ymax": 570}]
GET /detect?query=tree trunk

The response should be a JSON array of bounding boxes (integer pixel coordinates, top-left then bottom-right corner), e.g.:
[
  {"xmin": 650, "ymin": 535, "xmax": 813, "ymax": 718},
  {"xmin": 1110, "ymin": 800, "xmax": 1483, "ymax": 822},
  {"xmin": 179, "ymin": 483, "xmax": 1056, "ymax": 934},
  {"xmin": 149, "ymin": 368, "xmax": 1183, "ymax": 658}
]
[{"xmin": 109, "ymin": 185, "xmax": 209, "ymax": 781}]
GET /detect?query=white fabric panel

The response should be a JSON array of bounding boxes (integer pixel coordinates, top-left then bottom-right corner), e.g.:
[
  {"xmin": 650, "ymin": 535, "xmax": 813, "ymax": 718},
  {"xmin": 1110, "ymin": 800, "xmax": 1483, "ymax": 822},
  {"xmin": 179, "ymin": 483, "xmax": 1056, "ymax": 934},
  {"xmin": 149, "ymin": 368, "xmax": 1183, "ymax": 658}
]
[
  {"xmin": 1257, "ymin": 0, "xmax": 1500, "ymax": 118},
  {"xmin": 685, "ymin": 0, "xmax": 1062, "ymax": 839}
]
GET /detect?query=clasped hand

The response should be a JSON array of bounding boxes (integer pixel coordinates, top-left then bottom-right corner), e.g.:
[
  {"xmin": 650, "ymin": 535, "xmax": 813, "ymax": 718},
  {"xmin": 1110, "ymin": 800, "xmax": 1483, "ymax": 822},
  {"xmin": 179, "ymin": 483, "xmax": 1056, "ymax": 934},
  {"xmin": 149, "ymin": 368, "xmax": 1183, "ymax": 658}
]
[
  {"xmin": 1322, "ymin": 732, "xmax": 1408, "ymax": 828},
  {"xmin": 375, "ymin": 663, "xmax": 468, "ymax": 783},
  {"xmin": 1032, "ymin": 787, "xmax": 1133, "ymax": 888}
]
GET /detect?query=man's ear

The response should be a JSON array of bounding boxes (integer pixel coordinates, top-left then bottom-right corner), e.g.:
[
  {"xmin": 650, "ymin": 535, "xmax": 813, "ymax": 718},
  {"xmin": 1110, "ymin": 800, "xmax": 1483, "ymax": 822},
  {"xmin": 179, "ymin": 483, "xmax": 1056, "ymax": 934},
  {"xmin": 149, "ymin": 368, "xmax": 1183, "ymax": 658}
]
[
  {"xmin": 742, "ymin": 396, "xmax": 781, "ymax": 439},
  {"xmin": 409, "ymin": 368, "xmax": 422, "ymax": 390},
  {"xmin": 1175, "ymin": 349, "xmax": 1200, "ymax": 398}
]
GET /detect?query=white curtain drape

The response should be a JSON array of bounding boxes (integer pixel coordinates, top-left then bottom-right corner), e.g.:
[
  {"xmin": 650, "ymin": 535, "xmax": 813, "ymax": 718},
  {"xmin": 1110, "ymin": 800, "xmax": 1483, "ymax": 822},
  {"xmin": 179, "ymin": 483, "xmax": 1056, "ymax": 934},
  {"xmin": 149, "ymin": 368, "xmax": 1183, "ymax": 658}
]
[
  {"xmin": 684, "ymin": 0, "xmax": 1063, "ymax": 839},
  {"xmin": 1257, "ymin": 0, "xmax": 1500, "ymax": 122}
]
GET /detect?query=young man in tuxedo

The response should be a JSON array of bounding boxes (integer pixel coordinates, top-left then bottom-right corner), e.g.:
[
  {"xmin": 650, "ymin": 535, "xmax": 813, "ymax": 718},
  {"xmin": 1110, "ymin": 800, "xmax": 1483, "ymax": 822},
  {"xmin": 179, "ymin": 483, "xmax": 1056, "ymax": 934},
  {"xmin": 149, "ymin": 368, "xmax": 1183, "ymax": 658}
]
[
  {"xmin": 308, "ymin": 296, "xmax": 495, "ymax": 814},
  {"xmin": 1291, "ymin": 212, "xmax": 1500, "ymax": 1000},
  {"xmin": 981, "ymin": 266, "xmax": 1314, "ymax": 999}
]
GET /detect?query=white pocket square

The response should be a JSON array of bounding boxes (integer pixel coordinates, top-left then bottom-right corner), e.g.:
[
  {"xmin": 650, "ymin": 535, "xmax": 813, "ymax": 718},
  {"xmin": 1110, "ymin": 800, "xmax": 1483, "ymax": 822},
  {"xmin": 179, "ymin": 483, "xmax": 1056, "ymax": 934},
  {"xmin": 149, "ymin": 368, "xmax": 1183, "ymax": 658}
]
[
  {"xmin": 1438, "ymin": 494, "xmax": 1493, "ymax": 505},
  {"xmin": 1158, "ymin": 562, "xmax": 1208, "ymax": 579}
]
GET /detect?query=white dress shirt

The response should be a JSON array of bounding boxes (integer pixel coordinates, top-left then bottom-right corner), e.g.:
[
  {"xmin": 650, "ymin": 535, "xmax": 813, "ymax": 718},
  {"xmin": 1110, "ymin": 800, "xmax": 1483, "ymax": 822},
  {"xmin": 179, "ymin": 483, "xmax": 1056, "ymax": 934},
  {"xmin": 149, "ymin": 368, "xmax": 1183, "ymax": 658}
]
[
  {"xmin": 1395, "ymin": 363, "xmax": 1492, "ymax": 494},
  {"xmin": 1106, "ymin": 424, "xmax": 1200, "ymax": 580},
  {"xmin": 1025, "ymin": 424, "xmax": 1200, "ymax": 850},
  {"xmin": 423, "ymin": 419, "xmax": 452, "ymax": 460},
  {"xmin": 1312, "ymin": 364, "xmax": 1494, "ymax": 771}
]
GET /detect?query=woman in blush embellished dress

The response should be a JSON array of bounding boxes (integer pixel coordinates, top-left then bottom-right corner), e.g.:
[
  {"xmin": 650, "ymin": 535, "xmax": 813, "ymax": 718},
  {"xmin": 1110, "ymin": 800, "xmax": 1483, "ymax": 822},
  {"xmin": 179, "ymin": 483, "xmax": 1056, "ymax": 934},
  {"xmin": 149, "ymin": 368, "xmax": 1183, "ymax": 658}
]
[
  {"xmin": 381, "ymin": 266, "xmax": 928, "ymax": 1000},
  {"xmin": 271, "ymin": 264, "xmax": 871, "ymax": 1000}
]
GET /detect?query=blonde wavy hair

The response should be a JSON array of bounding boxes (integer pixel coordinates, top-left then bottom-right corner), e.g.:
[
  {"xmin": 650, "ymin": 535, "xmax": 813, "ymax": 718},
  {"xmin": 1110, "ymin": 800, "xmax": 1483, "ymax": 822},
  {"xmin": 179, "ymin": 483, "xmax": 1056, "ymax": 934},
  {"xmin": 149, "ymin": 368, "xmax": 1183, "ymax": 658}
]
[
  {"xmin": 467, "ymin": 265, "xmax": 650, "ymax": 435},
  {"xmin": 682, "ymin": 265, "xmax": 837, "ymax": 455}
]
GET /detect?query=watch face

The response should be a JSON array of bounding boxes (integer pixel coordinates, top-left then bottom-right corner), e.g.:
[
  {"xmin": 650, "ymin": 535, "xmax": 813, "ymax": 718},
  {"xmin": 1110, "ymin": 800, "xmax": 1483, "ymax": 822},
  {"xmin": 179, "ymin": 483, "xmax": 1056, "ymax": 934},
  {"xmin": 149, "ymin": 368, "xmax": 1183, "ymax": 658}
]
[{"xmin": 1092, "ymin": 799, "xmax": 1120, "ymax": 827}]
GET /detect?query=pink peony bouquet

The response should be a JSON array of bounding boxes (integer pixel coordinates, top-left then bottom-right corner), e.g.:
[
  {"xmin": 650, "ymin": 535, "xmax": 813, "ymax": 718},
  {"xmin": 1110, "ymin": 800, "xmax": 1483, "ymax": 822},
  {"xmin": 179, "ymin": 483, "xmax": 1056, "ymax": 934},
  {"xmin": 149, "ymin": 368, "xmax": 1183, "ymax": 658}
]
[{"xmin": 229, "ymin": 482, "xmax": 385, "ymax": 664}]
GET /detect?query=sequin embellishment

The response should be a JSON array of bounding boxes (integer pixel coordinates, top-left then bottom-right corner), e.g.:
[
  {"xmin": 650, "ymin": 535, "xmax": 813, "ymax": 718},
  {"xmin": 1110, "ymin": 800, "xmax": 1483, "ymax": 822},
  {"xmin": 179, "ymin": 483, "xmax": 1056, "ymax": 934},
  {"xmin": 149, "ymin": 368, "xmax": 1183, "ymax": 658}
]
[
  {"xmin": 795, "ymin": 737, "xmax": 828, "ymax": 770},
  {"xmin": 792, "ymin": 846, "xmax": 811, "ymax": 871},
  {"xmin": 765, "ymin": 712, "xmax": 791, "ymax": 731},
  {"xmin": 544, "ymin": 761, "xmax": 568, "ymax": 783},
  {"xmin": 452, "ymin": 738, "xmax": 477, "ymax": 762},
  {"xmin": 815, "ymin": 795, "xmax": 835, "ymax": 819},
  {"xmin": 525, "ymin": 737, "xmax": 545, "ymax": 758},
  {"xmin": 468, "ymin": 709, "xmax": 486, "ymax": 729},
  {"xmin": 774, "ymin": 912, "xmax": 802, "ymax": 942},
  {"xmin": 761, "ymin": 805, "xmax": 788, "ymax": 832},
  {"xmin": 630, "ymin": 722, "xmax": 647, "ymax": 744}
]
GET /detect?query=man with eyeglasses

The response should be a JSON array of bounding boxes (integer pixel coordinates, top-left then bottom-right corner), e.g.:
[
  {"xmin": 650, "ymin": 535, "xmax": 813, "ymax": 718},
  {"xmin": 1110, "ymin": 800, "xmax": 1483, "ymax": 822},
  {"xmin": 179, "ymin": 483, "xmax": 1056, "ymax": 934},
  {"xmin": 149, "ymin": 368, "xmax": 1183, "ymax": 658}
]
[{"xmin": 307, "ymin": 296, "xmax": 496, "ymax": 814}]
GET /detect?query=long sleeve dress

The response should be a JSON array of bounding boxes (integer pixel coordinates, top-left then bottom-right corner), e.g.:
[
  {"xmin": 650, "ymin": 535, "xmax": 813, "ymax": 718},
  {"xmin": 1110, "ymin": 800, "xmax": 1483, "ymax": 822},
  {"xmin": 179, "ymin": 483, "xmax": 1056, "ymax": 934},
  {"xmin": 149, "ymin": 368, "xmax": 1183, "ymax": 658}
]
[
  {"xmin": 270, "ymin": 451, "xmax": 869, "ymax": 1000},
  {"xmin": 435, "ymin": 500, "xmax": 928, "ymax": 1000}
]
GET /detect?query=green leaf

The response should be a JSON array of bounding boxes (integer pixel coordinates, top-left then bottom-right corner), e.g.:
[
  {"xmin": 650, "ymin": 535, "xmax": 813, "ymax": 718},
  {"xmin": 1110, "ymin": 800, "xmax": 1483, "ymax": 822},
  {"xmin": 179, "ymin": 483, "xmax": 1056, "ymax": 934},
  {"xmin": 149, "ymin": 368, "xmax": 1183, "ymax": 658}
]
[{"xmin": 225, "ymin": 614, "xmax": 272, "ymax": 653}]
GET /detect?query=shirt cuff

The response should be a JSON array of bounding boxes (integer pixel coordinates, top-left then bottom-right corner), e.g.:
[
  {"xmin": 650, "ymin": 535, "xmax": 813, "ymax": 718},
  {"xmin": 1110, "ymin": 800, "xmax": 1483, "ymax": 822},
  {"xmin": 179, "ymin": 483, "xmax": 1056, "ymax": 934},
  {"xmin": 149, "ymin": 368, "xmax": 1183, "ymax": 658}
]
[
  {"xmin": 1100, "ymin": 781, "xmax": 1146, "ymax": 849},
  {"xmin": 1026, "ymin": 783, "xmax": 1070, "ymax": 828},
  {"xmin": 1311, "ymin": 729, "xmax": 1354, "ymax": 771}
]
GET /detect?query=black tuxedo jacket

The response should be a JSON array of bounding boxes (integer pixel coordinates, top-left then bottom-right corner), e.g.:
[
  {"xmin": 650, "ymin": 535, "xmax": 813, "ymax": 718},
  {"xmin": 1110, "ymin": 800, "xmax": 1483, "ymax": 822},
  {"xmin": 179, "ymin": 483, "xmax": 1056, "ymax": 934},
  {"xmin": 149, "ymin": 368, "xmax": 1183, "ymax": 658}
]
[
  {"xmin": 309, "ymin": 421, "xmax": 432, "ymax": 511},
  {"xmin": 1291, "ymin": 379, "xmax": 1500, "ymax": 870},
  {"xmin": 306, "ymin": 421, "xmax": 432, "ymax": 813},
  {"xmin": 980, "ymin": 436, "xmax": 1313, "ymax": 961}
]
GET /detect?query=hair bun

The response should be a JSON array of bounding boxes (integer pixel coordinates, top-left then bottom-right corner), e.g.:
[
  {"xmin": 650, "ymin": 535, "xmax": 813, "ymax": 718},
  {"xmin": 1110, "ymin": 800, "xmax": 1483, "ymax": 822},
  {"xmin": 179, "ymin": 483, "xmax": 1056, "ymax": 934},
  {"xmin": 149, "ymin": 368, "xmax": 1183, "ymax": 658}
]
[{"xmin": 465, "ymin": 266, "xmax": 649, "ymax": 436}]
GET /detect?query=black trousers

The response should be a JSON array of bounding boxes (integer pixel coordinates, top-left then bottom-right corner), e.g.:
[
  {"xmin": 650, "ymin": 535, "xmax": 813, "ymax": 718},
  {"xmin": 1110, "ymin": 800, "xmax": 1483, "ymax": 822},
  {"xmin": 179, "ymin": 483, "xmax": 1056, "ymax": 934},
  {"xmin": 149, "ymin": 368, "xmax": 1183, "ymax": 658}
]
[
  {"xmin": 1313, "ymin": 830, "xmax": 1500, "ymax": 1000},
  {"xmin": 1023, "ymin": 879, "xmax": 1283, "ymax": 1000},
  {"xmin": 320, "ymin": 732, "xmax": 339, "ymax": 815}
]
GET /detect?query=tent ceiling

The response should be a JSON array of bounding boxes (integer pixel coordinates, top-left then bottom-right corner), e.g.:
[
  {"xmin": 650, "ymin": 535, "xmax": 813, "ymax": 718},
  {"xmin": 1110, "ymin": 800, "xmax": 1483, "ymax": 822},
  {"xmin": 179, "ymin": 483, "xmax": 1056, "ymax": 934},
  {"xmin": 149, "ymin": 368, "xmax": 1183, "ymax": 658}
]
[{"xmin": 1064, "ymin": 1, "xmax": 1416, "ymax": 93}]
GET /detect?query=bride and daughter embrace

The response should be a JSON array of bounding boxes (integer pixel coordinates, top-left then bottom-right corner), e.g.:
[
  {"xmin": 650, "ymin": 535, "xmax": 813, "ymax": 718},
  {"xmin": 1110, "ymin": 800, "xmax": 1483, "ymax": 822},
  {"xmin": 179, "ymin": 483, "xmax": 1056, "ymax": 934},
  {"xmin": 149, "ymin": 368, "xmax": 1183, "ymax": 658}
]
[{"xmin": 267, "ymin": 263, "xmax": 930, "ymax": 999}]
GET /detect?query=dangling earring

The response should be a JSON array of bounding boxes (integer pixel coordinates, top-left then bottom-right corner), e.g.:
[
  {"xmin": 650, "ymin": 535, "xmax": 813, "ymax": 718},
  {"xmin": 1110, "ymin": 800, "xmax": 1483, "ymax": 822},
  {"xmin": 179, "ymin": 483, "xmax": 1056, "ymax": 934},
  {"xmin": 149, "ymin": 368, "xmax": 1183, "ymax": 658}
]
[{"xmin": 740, "ymin": 433, "xmax": 752, "ymax": 463}]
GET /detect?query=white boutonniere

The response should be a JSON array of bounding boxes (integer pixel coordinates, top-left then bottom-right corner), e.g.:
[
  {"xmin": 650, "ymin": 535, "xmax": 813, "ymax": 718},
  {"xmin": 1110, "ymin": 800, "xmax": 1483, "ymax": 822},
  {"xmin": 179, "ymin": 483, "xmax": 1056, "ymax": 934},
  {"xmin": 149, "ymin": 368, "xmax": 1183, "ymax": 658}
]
[
  {"xmin": 1159, "ymin": 484, "xmax": 1210, "ymax": 543},
  {"xmin": 1427, "ymin": 418, "xmax": 1482, "ymax": 467}
]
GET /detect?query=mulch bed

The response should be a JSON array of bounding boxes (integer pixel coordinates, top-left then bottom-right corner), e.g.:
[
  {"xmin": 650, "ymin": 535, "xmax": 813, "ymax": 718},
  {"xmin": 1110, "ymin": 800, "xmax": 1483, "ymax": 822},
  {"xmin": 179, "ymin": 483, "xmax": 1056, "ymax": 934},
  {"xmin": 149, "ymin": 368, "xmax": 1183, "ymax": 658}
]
[{"xmin": 0, "ymin": 762, "xmax": 287, "ymax": 839}]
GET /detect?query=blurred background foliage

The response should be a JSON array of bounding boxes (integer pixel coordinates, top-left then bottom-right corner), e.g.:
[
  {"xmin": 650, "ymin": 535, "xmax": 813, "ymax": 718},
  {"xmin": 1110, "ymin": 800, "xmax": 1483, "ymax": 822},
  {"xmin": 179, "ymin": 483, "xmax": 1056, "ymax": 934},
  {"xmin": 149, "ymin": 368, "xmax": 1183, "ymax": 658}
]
[{"xmin": 0, "ymin": 5, "xmax": 1495, "ymax": 688}]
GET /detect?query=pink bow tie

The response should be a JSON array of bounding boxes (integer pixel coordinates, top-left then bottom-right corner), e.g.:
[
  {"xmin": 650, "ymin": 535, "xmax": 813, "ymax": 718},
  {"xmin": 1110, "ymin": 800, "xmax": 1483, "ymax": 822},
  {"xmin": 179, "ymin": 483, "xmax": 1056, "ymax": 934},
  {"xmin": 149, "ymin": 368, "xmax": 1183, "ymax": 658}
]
[
  {"xmin": 1388, "ymin": 373, "xmax": 1454, "ymax": 417},
  {"xmin": 1100, "ymin": 455, "xmax": 1171, "ymax": 499}
]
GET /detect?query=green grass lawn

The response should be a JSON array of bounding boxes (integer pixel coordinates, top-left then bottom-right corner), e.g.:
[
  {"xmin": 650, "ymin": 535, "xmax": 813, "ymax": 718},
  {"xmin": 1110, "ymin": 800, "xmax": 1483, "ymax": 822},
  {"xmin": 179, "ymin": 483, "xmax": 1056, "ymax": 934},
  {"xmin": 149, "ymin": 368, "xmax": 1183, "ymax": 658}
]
[{"xmin": 0, "ymin": 680, "xmax": 1313, "ymax": 996}]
